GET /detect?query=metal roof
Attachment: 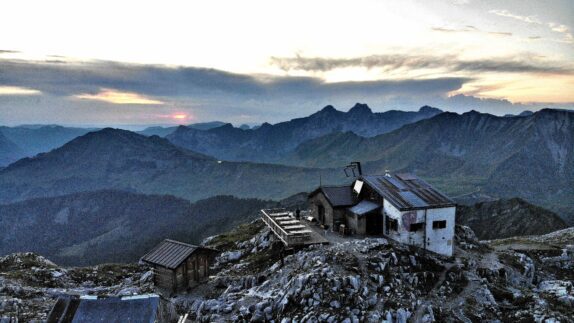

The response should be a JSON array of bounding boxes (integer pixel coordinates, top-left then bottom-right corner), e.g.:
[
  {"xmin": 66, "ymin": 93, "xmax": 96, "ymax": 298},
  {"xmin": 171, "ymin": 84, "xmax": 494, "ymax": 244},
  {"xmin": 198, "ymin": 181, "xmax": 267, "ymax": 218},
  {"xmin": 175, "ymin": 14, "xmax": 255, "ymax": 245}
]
[
  {"xmin": 361, "ymin": 173, "xmax": 455, "ymax": 211},
  {"xmin": 348, "ymin": 200, "xmax": 381, "ymax": 216},
  {"xmin": 309, "ymin": 185, "xmax": 356, "ymax": 207},
  {"xmin": 47, "ymin": 295, "xmax": 159, "ymax": 323},
  {"xmin": 141, "ymin": 239, "xmax": 207, "ymax": 269}
]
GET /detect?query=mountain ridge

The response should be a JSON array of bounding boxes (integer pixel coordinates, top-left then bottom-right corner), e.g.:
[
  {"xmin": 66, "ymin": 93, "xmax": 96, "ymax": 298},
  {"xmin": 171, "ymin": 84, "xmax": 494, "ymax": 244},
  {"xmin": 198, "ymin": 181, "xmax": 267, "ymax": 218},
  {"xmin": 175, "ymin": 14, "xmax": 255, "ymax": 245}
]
[
  {"xmin": 0, "ymin": 190, "xmax": 273, "ymax": 266},
  {"xmin": 166, "ymin": 104, "xmax": 443, "ymax": 163},
  {"xmin": 457, "ymin": 198, "xmax": 569, "ymax": 240},
  {"xmin": 0, "ymin": 128, "xmax": 342, "ymax": 204},
  {"xmin": 283, "ymin": 108, "xmax": 574, "ymax": 221},
  {"xmin": 0, "ymin": 125, "xmax": 95, "ymax": 166}
]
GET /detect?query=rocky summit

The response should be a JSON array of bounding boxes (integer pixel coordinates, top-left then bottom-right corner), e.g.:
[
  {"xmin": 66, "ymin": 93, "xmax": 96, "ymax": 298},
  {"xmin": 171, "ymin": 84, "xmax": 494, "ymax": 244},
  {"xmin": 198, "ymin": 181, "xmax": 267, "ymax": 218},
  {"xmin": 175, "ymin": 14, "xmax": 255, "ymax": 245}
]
[
  {"xmin": 2, "ymin": 223, "xmax": 573, "ymax": 322},
  {"xmin": 0, "ymin": 253, "xmax": 156, "ymax": 322},
  {"xmin": 179, "ymin": 221, "xmax": 573, "ymax": 322}
]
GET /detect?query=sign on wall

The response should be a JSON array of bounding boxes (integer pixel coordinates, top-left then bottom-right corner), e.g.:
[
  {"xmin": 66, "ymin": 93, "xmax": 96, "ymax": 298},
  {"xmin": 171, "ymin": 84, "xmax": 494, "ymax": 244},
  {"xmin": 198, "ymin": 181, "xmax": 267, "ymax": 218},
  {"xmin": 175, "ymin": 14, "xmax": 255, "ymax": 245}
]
[{"xmin": 402, "ymin": 211, "xmax": 417, "ymax": 231}]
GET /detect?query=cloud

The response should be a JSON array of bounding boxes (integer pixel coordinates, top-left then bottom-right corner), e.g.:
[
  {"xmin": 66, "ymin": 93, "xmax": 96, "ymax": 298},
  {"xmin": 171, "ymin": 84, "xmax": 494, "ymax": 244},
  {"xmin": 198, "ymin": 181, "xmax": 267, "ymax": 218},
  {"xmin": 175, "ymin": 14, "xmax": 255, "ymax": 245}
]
[
  {"xmin": 75, "ymin": 89, "xmax": 164, "ymax": 105},
  {"xmin": 0, "ymin": 58, "xmax": 471, "ymax": 100},
  {"xmin": 269, "ymin": 54, "xmax": 572, "ymax": 75},
  {"xmin": 0, "ymin": 86, "xmax": 41, "ymax": 95},
  {"xmin": 489, "ymin": 9, "xmax": 542, "ymax": 24},
  {"xmin": 431, "ymin": 25, "xmax": 512, "ymax": 36},
  {"xmin": 548, "ymin": 23, "xmax": 573, "ymax": 43},
  {"xmin": 0, "ymin": 56, "xmax": 571, "ymax": 126},
  {"xmin": 0, "ymin": 49, "xmax": 20, "ymax": 54},
  {"xmin": 0, "ymin": 57, "xmax": 475, "ymax": 124},
  {"xmin": 549, "ymin": 24, "xmax": 569, "ymax": 33},
  {"xmin": 488, "ymin": 10, "xmax": 572, "ymax": 44},
  {"xmin": 449, "ymin": 0, "xmax": 470, "ymax": 5}
]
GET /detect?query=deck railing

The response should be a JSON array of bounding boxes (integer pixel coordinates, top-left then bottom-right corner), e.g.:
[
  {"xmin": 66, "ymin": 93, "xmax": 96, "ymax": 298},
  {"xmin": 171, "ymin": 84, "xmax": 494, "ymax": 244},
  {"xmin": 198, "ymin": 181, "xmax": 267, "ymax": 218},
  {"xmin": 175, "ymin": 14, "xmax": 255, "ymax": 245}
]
[{"xmin": 261, "ymin": 208, "xmax": 311, "ymax": 246}]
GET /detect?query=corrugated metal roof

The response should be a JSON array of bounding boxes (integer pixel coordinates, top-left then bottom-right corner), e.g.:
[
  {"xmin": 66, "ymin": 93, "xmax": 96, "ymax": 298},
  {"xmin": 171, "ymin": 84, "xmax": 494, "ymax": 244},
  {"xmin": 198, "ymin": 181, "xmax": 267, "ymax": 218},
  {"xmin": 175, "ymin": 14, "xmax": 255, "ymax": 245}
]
[
  {"xmin": 47, "ymin": 295, "xmax": 159, "ymax": 323},
  {"xmin": 141, "ymin": 239, "xmax": 201, "ymax": 269},
  {"xmin": 361, "ymin": 173, "xmax": 455, "ymax": 211},
  {"xmin": 348, "ymin": 200, "xmax": 381, "ymax": 216},
  {"xmin": 399, "ymin": 191, "xmax": 428, "ymax": 208},
  {"xmin": 310, "ymin": 185, "xmax": 356, "ymax": 207}
]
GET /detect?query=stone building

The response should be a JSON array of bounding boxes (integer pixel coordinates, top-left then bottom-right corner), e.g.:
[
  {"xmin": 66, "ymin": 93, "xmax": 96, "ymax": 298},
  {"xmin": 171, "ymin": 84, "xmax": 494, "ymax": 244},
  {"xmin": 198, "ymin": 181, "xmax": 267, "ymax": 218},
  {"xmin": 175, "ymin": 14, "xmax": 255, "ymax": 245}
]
[{"xmin": 308, "ymin": 185, "xmax": 356, "ymax": 229}]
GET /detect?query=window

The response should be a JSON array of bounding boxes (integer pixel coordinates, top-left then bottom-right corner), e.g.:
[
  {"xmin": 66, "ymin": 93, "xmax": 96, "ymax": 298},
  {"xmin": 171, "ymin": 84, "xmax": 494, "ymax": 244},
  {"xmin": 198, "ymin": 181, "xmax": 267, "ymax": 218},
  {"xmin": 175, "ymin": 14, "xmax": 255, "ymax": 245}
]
[
  {"xmin": 433, "ymin": 220, "xmax": 447, "ymax": 229},
  {"xmin": 386, "ymin": 217, "xmax": 398, "ymax": 231},
  {"xmin": 409, "ymin": 222, "xmax": 425, "ymax": 232}
]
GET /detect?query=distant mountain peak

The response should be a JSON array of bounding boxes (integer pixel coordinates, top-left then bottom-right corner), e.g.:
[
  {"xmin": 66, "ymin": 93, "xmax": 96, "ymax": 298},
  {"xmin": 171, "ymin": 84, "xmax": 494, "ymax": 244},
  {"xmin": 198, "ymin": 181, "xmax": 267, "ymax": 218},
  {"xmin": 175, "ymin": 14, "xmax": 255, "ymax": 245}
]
[
  {"xmin": 319, "ymin": 105, "xmax": 337, "ymax": 113},
  {"xmin": 518, "ymin": 110, "xmax": 534, "ymax": 117},
  {"xmin": 418, "ymin": 105, "xmax": 442, "ymax": 114},
  {"xmin": 462, "ymin": 109, "xmax": 485, "ymax": 117},
  {"xmin": 217, "ymin": 123, "xmax": 234, "ymax": 130},
  {"xmin": 81, "ymin": 127, "xmax": 140, "ymax": 141},
  {"xmin": 348, "ymin": 103, "xmax": 372, "ymax": 115}
]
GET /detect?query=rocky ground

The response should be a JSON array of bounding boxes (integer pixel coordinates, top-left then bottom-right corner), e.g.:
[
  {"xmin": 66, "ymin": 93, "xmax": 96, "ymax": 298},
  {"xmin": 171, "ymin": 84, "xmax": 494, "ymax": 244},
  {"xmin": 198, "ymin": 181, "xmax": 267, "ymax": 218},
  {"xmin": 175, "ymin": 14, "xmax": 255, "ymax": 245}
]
[
  {"xmin": 1, "ymin": 222, "xmax": 573, "ymax": 322},
  {"xmin": 176, "ymin": 221, "xmax": 574, "ymax": 322},
  {"xmin": 0, "ymin": 253, "xmax": 154, "ymax": 322}
]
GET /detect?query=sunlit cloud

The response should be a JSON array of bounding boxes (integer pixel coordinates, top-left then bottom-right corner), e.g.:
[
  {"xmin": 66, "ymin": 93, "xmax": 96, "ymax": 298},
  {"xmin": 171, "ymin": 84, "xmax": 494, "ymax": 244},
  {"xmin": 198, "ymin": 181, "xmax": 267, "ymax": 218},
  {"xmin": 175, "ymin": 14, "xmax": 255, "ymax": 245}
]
[
  {"xmin": 489, "ymin": 9, "xmax": 541, "ymax": 25},
  {"xmin": 0, "ymin": 86, "xmax": 41, "ymax": 95},
  {"xmin": 431, "ymin": 26, "xmax": 512, "ymax": 37},
  {"xmin": 548, "ymin": 23, "xmax": 573, "ymax": 44},
  {"xmin": 74, "ymin": 88, "xmax": 164, "ymax": 105},
  {"xmin": 270, "ymin": 54, "xmax": 573, "ymax": 75}
]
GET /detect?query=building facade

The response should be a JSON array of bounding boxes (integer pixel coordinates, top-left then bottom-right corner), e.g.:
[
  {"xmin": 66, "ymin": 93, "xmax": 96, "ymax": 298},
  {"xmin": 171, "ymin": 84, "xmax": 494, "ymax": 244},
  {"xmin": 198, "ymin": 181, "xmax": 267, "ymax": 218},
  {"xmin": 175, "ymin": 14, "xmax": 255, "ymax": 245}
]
[
  {"xmin": 308, "ymin": 186, "xmax": 356, "ymax": 229},
  {"xmin": 308, "ymin": 173, "xmax": 456, "ymax": 257}
]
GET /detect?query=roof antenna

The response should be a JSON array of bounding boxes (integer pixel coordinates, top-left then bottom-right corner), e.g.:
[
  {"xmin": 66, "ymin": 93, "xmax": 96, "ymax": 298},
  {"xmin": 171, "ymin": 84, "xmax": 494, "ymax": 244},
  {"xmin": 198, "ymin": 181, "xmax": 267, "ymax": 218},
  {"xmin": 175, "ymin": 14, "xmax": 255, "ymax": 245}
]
[
  {"xmin": 344, "ymin": 161, "xmax": 362, "ymax": 177},
  {"xmin": 319, "ymin": 172, "xmax": 322, "ymax": 187}
]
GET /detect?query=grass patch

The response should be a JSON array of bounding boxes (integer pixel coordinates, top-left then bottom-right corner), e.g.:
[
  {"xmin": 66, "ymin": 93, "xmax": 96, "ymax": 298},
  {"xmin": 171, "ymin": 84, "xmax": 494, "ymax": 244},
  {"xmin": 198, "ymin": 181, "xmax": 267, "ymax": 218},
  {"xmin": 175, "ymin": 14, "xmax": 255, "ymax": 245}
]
[{"xmin": 206, "ymin": 220, "xmax": 265, "ymax": 252}]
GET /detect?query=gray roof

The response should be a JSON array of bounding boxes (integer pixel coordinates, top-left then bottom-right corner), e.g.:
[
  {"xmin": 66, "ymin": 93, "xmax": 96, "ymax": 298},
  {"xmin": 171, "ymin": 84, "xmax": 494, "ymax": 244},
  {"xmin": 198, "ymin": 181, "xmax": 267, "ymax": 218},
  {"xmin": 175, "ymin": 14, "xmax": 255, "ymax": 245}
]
[
  {"xmin": 47, "ymin": 295, "xmax": 159, "ymax": 323},
  {"xmin": 348, "ymin": 200, "xmax": 381, "ymax": 216},
  {"xmin": 141, "ymin": 239, "xmax": 210, "ymax": 269},
  {"xmin": 310, "ymin": 185, "xmax": 356, "ymax": 207},
  {"xmin": 361, "ymin": 173, "xmax": 455, "ymax": 211}
]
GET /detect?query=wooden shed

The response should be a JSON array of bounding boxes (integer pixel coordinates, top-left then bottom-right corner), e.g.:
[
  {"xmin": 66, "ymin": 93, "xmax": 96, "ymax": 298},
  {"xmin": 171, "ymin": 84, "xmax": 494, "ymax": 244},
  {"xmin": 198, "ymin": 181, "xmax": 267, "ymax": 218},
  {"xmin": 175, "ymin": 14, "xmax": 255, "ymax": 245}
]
[{"xmin": 141, "ymin": 239, "xmax": 217, "ymax": 293}]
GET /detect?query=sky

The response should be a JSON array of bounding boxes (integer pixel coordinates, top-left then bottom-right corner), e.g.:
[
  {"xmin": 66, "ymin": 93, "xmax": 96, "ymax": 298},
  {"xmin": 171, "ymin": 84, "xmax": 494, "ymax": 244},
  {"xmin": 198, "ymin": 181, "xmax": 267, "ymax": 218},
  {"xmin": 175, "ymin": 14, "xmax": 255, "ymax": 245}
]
[{"xmin": 0, "ymin": 0, "xmax": 573, "ymax": 127}]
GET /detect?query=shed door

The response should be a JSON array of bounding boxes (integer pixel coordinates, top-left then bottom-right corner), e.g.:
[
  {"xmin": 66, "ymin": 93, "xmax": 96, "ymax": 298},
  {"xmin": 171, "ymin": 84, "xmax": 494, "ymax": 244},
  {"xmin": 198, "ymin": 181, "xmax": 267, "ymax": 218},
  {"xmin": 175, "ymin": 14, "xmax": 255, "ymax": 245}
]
[{"xmin": 318, "ymin": 204, "xmax": 325, "ymax": 224}]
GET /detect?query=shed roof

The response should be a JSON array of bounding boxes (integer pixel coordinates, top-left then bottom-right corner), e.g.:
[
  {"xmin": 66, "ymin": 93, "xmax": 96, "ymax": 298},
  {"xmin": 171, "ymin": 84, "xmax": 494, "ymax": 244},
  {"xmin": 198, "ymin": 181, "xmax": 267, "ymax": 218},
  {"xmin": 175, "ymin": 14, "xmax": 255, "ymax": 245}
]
[
  {"xmin": 309, "ymin": 185, "xmax": 356, "ymax": 207},
  {"xmin": 361, "ymin": 173, "xmax": 455, "ymax": 211},
  {"xmin": 348, "ymin": 200, "xmax": 381, "ymax": 216},
  {"xmin": 141, "ymin": 239, "xmax": 214, "ymax": 269},
  {"xmin": 46, "ymin": 295, "xmax": 159, "ymax": 323}
]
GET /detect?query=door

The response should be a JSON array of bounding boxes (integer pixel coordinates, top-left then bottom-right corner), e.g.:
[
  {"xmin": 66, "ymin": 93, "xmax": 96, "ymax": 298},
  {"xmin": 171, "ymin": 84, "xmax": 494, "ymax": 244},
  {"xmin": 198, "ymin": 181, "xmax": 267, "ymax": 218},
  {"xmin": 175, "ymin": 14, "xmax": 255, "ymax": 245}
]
[
  {"xmin": 318, "ymin": 204, "xmax": 325, "ymax": 224},
  {"xmin": 366, "ymin": 211, "xmax": 382, "ymax": 235}
]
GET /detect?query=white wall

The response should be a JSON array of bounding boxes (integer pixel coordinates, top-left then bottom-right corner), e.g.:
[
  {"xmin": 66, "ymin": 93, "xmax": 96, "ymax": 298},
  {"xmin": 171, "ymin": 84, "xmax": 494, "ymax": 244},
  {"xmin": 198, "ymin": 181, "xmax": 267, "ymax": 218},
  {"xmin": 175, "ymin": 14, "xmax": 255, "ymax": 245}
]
[
  {"xmin": 383, "ymin": 200, "xmax": 403, "ymax": 241},
  {"xmin": 382, "ymin": 199, "xmax": 456, "ymax": 257},
  {"xmin": 424, "ymin": 206, "xmax": 456, "ymax": 257}
]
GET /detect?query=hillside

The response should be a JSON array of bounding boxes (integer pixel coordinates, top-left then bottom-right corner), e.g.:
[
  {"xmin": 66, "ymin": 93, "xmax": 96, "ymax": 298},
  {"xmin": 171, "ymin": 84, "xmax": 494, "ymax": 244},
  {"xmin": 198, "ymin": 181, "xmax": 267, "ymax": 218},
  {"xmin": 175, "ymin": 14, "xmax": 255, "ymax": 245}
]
[
  {"xmin": 166, "ymin": 104, "xmax": 442, "ymax": 162},
  {"xmin": 0, "ymin": 125, "xmax": 94, "ymax": 166},
  {"xmin": 457, "ymin": 198, "xmax": 569, "ymax": 240},
  {"xmin": 0, "ymin": 131, "xmax": 23, "ymax": 166},
  {"xmin": 0, "ymin": 190, "xmax": 273, "ymax": 266},
  {"xmin": 0, "ymin": 128, "xmax": 342, "ymax": 204},
  {"xmin": 285, "ymin": 109, "xmax": 574, "ymax": 221}
]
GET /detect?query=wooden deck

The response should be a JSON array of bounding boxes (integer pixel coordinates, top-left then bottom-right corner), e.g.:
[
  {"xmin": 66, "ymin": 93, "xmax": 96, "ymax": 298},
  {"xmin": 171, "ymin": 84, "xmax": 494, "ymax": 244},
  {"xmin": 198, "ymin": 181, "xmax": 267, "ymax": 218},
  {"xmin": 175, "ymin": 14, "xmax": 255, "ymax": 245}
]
[{"xmin": 261, "ymin": 208, "xmax": 328, "ymax": 247}]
